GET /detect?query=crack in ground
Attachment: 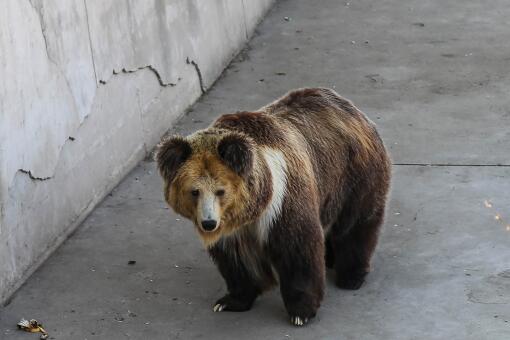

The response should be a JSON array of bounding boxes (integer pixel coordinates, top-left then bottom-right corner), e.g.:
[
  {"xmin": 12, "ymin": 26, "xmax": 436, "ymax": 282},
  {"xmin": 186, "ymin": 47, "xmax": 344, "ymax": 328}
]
[
  {"xmin": 18, "ymin": 169, "xmax": 52, "ymax": 181},
  {"xmin": 186, "ymin": 57, "xmax": 206, "ymax": 94},
  {"xmin": 393, "ymin": 163, "xmax": 510, "ymax": 167}
]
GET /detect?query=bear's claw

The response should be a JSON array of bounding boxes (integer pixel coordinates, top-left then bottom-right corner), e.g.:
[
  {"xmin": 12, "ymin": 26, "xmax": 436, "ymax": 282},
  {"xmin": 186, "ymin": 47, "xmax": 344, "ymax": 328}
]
[
  {"xmin": 213, "ymin": 303, "xmax": 226, "ymax": 312},
  {"xmin": 290, "ymin": 316, "xmax": 308, "ymax": 326}
]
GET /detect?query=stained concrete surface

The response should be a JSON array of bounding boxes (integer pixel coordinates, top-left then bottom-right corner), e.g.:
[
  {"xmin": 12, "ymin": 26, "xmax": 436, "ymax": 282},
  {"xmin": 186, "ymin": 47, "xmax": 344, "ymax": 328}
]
[{"xmin": 2, "ymin": 0, "xmax": 510, "ymax": 339}]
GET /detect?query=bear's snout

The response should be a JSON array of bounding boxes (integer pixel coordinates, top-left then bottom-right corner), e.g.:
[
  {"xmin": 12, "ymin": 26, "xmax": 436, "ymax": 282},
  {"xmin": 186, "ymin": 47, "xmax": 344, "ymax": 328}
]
[{"xmin": 201, "ymin": 219, "xmax": 218, "ymax": 232}]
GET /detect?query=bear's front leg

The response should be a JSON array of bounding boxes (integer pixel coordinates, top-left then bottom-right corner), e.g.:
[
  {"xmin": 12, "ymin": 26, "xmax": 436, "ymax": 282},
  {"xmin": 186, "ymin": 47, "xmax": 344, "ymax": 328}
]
[
  {"xmin": 268, "ymin": 216, "xmax": 325, "ymax": 326},
  {"xmin": 208, "ymin": 243, "xmax": 261, "ymax": 312}
]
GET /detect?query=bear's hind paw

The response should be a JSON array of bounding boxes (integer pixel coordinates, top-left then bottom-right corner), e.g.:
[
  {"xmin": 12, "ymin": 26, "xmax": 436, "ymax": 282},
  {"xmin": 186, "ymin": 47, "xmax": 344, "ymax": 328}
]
[{"xmin": 335, "ymin": 276, "xmax": 365, "ymax": 290}]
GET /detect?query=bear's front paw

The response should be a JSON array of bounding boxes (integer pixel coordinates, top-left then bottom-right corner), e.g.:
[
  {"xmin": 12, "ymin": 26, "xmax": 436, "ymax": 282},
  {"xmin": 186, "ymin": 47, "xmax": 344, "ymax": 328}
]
[
  {"xmin": 212, "ymin": 294, "xmax": 254, "ymax": 312},
  {"xmin": 213, "ymin": 302, "xmax": 227, "ymax": 312},
  {"xmin": 284, "ymin": 295, "xmax": 318, "ymax": 326},
  {"xmin": 290, "ymin": 315, "xmax": 309, "ymax": 326}
]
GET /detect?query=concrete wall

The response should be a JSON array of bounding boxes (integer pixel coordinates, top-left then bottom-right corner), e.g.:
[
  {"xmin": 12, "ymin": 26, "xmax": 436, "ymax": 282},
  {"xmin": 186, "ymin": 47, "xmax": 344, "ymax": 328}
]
[{"xmin": 0, "ymin": 0, "xmax": 274, "ymax": 303}]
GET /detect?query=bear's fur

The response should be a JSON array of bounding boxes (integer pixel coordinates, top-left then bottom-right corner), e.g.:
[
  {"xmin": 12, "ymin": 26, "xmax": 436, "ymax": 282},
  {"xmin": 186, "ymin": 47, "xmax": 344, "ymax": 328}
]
[{"xmin": 156, "ymin": 88, "xmax": 391, "ymax": 326}]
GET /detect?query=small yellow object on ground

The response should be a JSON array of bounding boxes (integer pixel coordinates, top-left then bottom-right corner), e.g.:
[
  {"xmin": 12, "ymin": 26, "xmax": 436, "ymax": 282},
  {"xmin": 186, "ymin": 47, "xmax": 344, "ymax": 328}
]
[{"xmin": 17, "ymin": 318, "xmax": 48, "ymax": 339}]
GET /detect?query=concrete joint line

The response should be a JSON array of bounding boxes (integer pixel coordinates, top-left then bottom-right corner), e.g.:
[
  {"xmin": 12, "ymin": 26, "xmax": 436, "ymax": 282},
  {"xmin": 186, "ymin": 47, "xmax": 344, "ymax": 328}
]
[{"xmin": 392, "ymin": 163, "xmax": 510, "ymax": 167}]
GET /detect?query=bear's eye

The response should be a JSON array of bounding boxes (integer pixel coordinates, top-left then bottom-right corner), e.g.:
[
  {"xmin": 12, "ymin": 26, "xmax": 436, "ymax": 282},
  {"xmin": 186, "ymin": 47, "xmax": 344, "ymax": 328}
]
[
  {"xmin": 215, "ymin": 189, "xmax": 225, "ymax": 197},
  {"xmin": 191, "ymin": 189, "xmax": 200, "ymax": 197}
]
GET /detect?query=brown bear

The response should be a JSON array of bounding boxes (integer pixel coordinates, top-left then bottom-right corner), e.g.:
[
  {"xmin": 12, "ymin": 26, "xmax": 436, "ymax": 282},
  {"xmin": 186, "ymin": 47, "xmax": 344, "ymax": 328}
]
[{"xmin": 156, "ymin": 88, "xmax": 391, "ymax": 326}]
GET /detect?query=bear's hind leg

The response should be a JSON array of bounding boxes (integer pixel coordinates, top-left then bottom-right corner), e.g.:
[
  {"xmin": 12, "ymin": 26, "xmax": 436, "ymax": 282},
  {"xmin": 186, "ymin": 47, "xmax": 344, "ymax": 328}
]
[{"xmin": 331, "ymin": 207, "xmax": 384, "ymax": 290}]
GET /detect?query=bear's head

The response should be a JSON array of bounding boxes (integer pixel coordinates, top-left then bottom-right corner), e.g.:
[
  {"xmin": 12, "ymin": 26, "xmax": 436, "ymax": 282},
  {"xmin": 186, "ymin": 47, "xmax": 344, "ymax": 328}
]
[{"xmin": 156, "ymin": 129, "xmax": 254, "ymax": 246}]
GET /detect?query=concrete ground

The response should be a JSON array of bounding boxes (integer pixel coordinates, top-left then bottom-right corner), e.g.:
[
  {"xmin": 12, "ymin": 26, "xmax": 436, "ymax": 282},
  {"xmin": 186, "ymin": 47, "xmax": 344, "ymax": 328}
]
[{"xmin": 2, "ymin": 0, "xmax": 510, "ymax": 338}]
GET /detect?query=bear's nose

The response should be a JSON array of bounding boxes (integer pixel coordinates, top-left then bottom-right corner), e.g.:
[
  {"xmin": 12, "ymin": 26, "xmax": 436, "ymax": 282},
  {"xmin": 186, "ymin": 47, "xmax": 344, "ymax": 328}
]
[{"xmin": 201, "ymin": 220, "xmax": 217, "ymax": 231}]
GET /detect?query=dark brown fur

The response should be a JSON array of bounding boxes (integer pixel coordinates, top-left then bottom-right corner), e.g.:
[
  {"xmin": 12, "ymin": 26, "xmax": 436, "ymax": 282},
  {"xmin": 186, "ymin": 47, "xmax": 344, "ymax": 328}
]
[{"xmin": 157, "ymin": 88, "xmax": 391, "ymax": 325}]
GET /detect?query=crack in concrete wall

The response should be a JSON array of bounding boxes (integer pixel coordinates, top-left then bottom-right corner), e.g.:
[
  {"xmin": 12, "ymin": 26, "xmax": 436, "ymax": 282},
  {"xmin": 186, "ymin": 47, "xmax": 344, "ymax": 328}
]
[
  {"xmin": 28, "ymin": 0, "xmax": 78, "ymax": 112},
  {"xmin": 186, "ymin": 57, "xmax": 206, "ymax": 94},
  {"xmin": 240, "ymin": 0, "xmax": 249, "ymax": 40},
  {"xmin": 28, "ymin": 0, "xmax": 54, "ymax": 65},
  {"xmin": 22, "ymin": 0, "xmax": 89, "ymax": 183},
  {"xmin": 83, "ymin": 0, "xmax": 98, "ymax": 85},
  {"xmin": 95, "ymin": 63, "xmax": 186, "ymax": 157},
  {"xmin": 17, "ymin": 169, "xmax": 52, "ymax": 181},
  {"xmin": 99, "ymin": 65, "xmax": 178, "ymax": 87}
]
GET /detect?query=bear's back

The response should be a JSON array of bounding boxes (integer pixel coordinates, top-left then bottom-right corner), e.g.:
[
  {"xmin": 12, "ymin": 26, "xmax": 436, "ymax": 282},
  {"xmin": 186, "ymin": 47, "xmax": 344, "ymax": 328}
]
[{"xmin": 212, "ymin": 88, "xmax": 390, "ymax": 229}]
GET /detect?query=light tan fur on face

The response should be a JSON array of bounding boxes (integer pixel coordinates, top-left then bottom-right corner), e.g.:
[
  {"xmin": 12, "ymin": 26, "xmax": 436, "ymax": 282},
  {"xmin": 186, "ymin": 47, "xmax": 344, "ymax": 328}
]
[{"xmin": 166, "ymin": 149, "xmax": 250, "ymax": 247}]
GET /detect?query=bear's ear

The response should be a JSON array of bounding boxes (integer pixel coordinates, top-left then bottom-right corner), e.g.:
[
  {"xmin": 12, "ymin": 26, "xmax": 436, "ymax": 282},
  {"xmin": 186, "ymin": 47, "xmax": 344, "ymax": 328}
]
[
  {"xmin": 155, "ymin": 136, "xmax": 192, "ymax": 182},
  {"xmin": 217, "ymin": 134, "xmax": 253, "ymax": 177}
]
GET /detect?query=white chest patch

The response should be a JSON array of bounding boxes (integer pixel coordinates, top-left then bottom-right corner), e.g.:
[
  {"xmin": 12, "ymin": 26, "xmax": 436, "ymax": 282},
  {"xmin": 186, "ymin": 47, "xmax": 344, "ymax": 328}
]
[{"xmin": 257, "ymin": 148, "xmax": 288, "ymax": 243}]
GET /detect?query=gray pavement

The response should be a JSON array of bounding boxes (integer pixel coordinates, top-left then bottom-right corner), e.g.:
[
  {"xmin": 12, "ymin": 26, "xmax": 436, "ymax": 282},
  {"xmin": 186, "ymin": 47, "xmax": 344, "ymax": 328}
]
[{"xmin": 2, "ymin": 0, "xmax": 510, "ymax": 339}]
